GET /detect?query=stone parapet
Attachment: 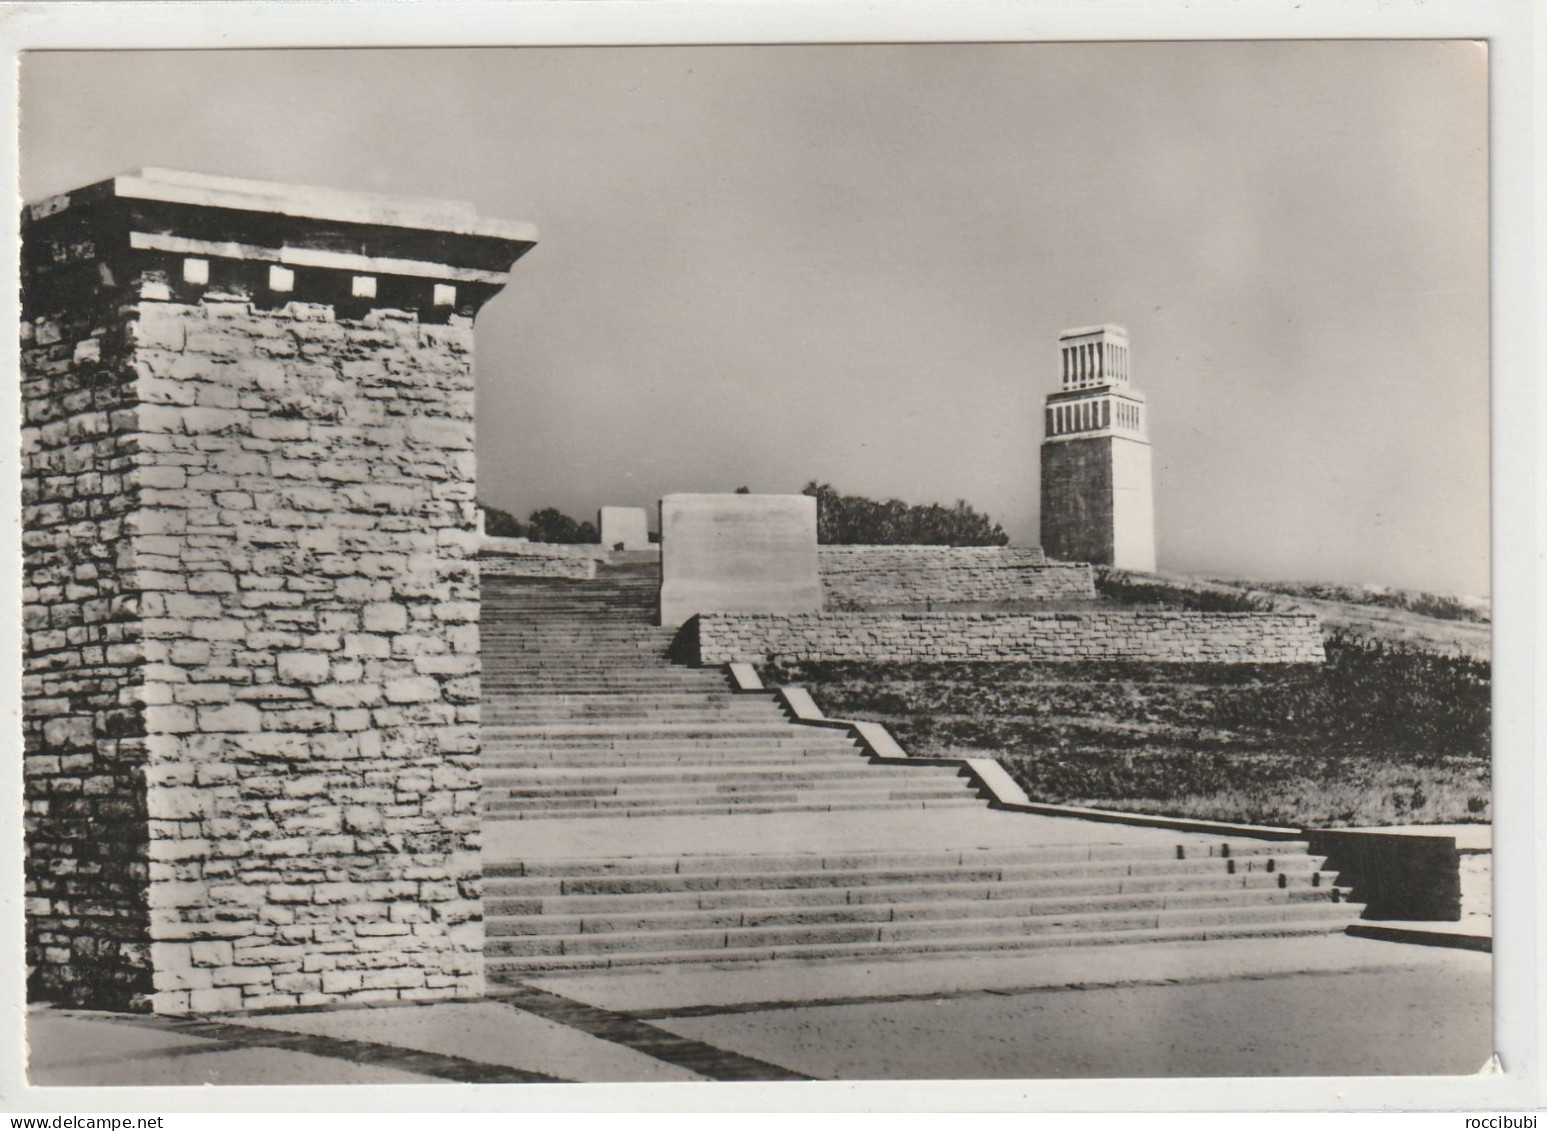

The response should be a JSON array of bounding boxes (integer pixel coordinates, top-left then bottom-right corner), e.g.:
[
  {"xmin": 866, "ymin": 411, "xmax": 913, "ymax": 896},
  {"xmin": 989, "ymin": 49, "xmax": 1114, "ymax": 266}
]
[
  {"xmin": 816, "ymin": 546, "xmax": 1089, "ymax": 609},
  {"xmin": 22, "ymin": 170, "xmax": 535, "ymax": 1014},
  {"xmin": 695, "ymin": 610, "xmax": 1325, "ymax": 666},
  {"xmin": 478, "ymin": 553, "xmax": 596, "ymax": 580},
  {"xmin": 478, "ymin": 535, "xmax": 606, "ymax": 562}
]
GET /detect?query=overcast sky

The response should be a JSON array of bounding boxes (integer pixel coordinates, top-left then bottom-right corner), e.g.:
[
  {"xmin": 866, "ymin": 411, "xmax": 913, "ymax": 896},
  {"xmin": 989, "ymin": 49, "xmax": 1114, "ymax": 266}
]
[{"xmin": 20, "ymin": 43, "xmax": 1489, "ymax": 596}]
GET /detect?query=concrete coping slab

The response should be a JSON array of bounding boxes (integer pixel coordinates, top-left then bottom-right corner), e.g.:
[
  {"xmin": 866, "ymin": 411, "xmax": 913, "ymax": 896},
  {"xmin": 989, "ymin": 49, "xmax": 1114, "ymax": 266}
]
[
  {"xmin": 727, "ymin": 663, "xmax": 764, "ymax": 692},
  {"xmin": 39, "ymin": 167, "xmax": 541, "ymax": 244},
  {"xmin": 1345, "ymin": 824, "xmax": 1491, "ymax": 853},
  {"xmin": 756, "ymin": 668, "xmax": 1311, "ymax": 843}
]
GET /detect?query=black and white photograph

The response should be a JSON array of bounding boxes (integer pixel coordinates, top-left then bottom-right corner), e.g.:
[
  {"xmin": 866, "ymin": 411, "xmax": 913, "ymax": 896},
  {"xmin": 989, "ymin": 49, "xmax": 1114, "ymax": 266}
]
[{"xmin": 3, "ymin": 0, "xmax": 1538, "ymax": 1115}]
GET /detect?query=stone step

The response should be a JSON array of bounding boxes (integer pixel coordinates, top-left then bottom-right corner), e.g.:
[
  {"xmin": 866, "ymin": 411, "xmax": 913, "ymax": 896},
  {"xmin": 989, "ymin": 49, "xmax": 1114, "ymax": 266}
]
[
  {"xmin": 485, "ymin": 627, "xmax": 657, "ymax": 633},
  {"xmin": 487, "ymin": 697, "xmax": 786, "ymax": 712},
  {"xmin": 482, "ymin": 664, "xmax": 692, "ymax": 671},
  {"xmin": 480, "ymin": 608, "xmax": 662, "ymax": 614},
  {"xmin": 487, "ymin": 886, "xmax": 1348, "ymax": 937},
  {"xmin": 486, "ymin": 918, "xmax": 1360, "ymax": 976},
  {"xmin": 484, "ymin": 781, "xmax": 968, "ymax": 804},
  {"xmin": 481, "ymin": 735, "xmax": 854, "ymax": 752},
  {"xmin": 481, "ymin": 671, "xmax": 711, "ymax": 682},
  {"xmin": 485, "ymin": 722, "xmax": 839, "ymax": 739},
  {"xmin": 481, "ymin": 618, "xmax": 658, "ymax": 626},
  {"xmin": 480, "ymin": 751, "xmax": 872, "ymax": 769},
  {"xmin": 481, "ymin": 632, "xmax": 666, "ymax": 637},
  {"xmin": 486, "ymin": 763, "xmax": 954, "ymax": 785},
  {"xmin": 480, "ymin": 752, "xmax": 865, "ymax": 768},
  {"xmin": 484, "ymin": 663, "xmax": 675, "ymax": 671},
  {"xmin": 482, "ymin": 679, "xmax": 716, "ymax": 688},
  {"xmin": 481, "ymin": 619, "xmax": 658, "ymax": 626},
  {"xmin": 485, "ymin": 781, "xmax": 974, "ymax": 811},
  {"xmin": 485, "ymin": 901, "xmax": 1362, "ymax": 961},
  {"xmin": 481, "ymin": 605, "xmax": 658, "ymax": 612},
  {"xmin": 486, "ymin": 717, "xmax": 798, "ymax": 730},
  {"xmin": 481, "ymin": 733, "xmax": 858, "ymax": 749},
  {"xmin": 482, "ymin": 796, "xmax": 988, "ymax": 822},
  {"xmin": 483, "ymin": 764, "xmax": 952, "ymax": 789},
  {"xmin": 496, "ymin": 691, "xmax": 743, "ymax": 702},
  {"xmin": 481, "ymin": 682, "xmax": 722, "ymax": 694},
  {"xmin": 480, "ymin": 618, "xmax": 665, "ymax": 625},
  {"xmin": 491, "ymin": 841, "xmax": 1305, "ymax": 877},
  {"xmin": 480, "ymin": 649, "xmax": 689, "ymax": 657},
  {"xmin": 486, "ymin": 710, "xmax": 785, "ymax": 724},
  {"xmin": 485, "ymin": 708, "xmax": 794, "ymax": 724},
  {"xmin": 486, "ymin": 868, "xmax": 1337, "ymax": 916},
  {"xmin": 484, "ymin": 853, "xmax": 1322, "ymax": 893}
]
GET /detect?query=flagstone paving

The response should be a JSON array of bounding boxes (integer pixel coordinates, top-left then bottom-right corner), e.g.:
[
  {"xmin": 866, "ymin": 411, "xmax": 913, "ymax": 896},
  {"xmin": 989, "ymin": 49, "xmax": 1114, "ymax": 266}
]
[{"xmin": 25, "ymin": 932, "xmax": 1488, "ymax": 1087}]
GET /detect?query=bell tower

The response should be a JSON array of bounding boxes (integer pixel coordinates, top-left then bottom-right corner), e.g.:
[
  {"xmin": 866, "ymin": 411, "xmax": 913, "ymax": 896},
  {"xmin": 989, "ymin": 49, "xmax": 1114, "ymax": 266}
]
[{"xmin": 1039, "ymin": 324, "xmax": 1156, "ymax": 572}]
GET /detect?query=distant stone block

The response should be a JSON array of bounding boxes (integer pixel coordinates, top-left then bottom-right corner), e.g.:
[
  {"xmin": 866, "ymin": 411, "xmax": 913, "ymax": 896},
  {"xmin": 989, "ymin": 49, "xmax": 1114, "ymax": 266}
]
[
  {"xmin": 599, "ymin": 505, "xmax": 651, "ymax": 551},
  {"xmin": 658, "ymin": 493, "xmax": 822, "ymax": 629}
]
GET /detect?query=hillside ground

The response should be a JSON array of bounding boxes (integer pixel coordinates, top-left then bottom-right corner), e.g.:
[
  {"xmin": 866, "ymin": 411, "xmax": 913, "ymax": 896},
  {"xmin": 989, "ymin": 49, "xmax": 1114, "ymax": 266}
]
[{"xmin": 763, "ymin": 572, "xmax": 1490, "ymax": 829}]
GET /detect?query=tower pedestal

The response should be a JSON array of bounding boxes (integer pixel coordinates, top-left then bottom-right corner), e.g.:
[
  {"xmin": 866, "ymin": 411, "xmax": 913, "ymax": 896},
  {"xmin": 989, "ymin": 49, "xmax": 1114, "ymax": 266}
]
[{"xmin": 22, "ymin": 169, "xmax": 536, "ymax": 1013}]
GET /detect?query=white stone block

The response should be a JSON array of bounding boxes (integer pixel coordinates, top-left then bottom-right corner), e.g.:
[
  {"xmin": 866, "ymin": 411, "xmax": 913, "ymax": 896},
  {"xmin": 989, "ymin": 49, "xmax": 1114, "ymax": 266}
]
[
  {"xmin": 658, "ymin": 493, "xmax": 822, "ymax": 629},
  {"xmin": 599, "ymin": 505, "xmax": 650, "ymax": 551}
]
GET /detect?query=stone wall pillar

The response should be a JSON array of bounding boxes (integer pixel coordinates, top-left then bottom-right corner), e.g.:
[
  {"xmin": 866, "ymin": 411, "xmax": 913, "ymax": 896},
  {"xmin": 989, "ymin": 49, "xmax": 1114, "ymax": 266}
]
[{"xmin": 22, "ymin": 169, "xmax": 536, "ymax": 1013}]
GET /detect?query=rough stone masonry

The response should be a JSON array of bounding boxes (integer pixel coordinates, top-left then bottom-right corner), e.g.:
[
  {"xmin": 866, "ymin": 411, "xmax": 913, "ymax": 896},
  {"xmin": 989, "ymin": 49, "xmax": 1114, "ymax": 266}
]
[
  {"xmin": 21, "ymin": 169, "xmax": 535, "ymax": 1014},
  {"xmin": 695, "ymin": 610, "xmax": 1326, "ymax": 666}
]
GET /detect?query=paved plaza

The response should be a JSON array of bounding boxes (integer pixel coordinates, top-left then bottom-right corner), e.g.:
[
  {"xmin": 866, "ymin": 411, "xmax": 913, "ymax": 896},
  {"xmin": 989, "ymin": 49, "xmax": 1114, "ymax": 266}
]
[{"xmin": 27, "ymin": 934, "xmax": 1489, "ymax": 1086}]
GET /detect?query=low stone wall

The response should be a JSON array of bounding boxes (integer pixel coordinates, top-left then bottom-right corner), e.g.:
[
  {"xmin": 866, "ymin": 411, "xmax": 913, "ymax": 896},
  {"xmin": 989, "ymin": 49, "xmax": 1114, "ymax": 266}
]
[
  {"xmin": 1306, "ymin": 830, "xmax": 1462, "ymax": 921},
  {"xmin": 478, "ymin": 552, "xmax": 595, "ymax": 580},
  {"xmin": 817, "ymin": 546, "xmax": 1089, "ymax": 608},
  {"xmin": 479, "ymin": 536, "xmax": 606, "ymax": 561},
  {"xmin": 696, "ymin": 610, "xmax": 1325, "ymax": 665}
]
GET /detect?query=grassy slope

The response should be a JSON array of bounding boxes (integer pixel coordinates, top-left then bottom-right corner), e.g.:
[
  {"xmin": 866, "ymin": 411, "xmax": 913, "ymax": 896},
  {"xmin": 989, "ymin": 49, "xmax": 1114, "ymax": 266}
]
[
  {"xmin": 1097, "ymin": 569, "xmax": 1491, "ymax": 661},
  {"xmin": 764, "ymin": 579, "xmax": 1491, "ymax": 828}
]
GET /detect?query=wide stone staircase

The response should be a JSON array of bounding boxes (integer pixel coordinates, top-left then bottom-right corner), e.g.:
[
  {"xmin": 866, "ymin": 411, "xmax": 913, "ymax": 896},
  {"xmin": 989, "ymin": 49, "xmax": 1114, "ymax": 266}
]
[
  {"xmin": 483, "ymin": 842, "xmax": 1357, "ymax": 975},
  {"xmin": 479, "ymin": 557, "xmax": 1363, "ymax": 977},
  {"xmin": 480, "ymin": 561, "xmax": 981, "ymax": 821}
]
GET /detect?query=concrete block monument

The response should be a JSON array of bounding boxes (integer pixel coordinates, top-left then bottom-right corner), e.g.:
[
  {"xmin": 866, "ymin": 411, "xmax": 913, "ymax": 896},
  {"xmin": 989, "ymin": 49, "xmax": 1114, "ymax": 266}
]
[
  {"xmin": 599, "ymin": 505, "xmax": 651, "ymax": 551},
  {"xmin": 21, "ymin": 169, "xmax": 536, "ymax": 1013},
  {"xmin": 658, "ymin": 493, "xmax": 822, "ymax": 628}
]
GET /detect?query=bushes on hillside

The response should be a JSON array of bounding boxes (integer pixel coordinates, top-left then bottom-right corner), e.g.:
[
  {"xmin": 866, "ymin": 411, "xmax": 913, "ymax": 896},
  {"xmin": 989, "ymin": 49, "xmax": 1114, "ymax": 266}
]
[
  {"xmin": 478, "ymin": 501, "xmax": 598, "ymax": 544},
  {"xmin": 479, "ymin": 501, "xmax": 524, "ymax": 538},
  {"xmin": 1093, "ymin": 569, "xmax": 1273, "ymax": 613},
  {"xmin": 801, "ymin": 481, "xmax": 1009, "ymax": 546}
]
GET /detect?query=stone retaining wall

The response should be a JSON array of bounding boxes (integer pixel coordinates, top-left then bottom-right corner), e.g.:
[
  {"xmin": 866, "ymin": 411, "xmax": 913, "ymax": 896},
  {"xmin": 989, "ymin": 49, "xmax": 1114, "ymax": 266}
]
[
  {"xmin": 477, "ymin": 552, "xmax": 595, "ymax": 580},
  {"xmin": 696, "ymin": 610, "xmax": 1325, "ymax": 665},
  {"xmin": 479, "ymin": 535, "xmax": 607, "ymax": 561},
  {"xmin": 817, "ymin": 546, "xmax": 1089, "ymax": 608}
]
